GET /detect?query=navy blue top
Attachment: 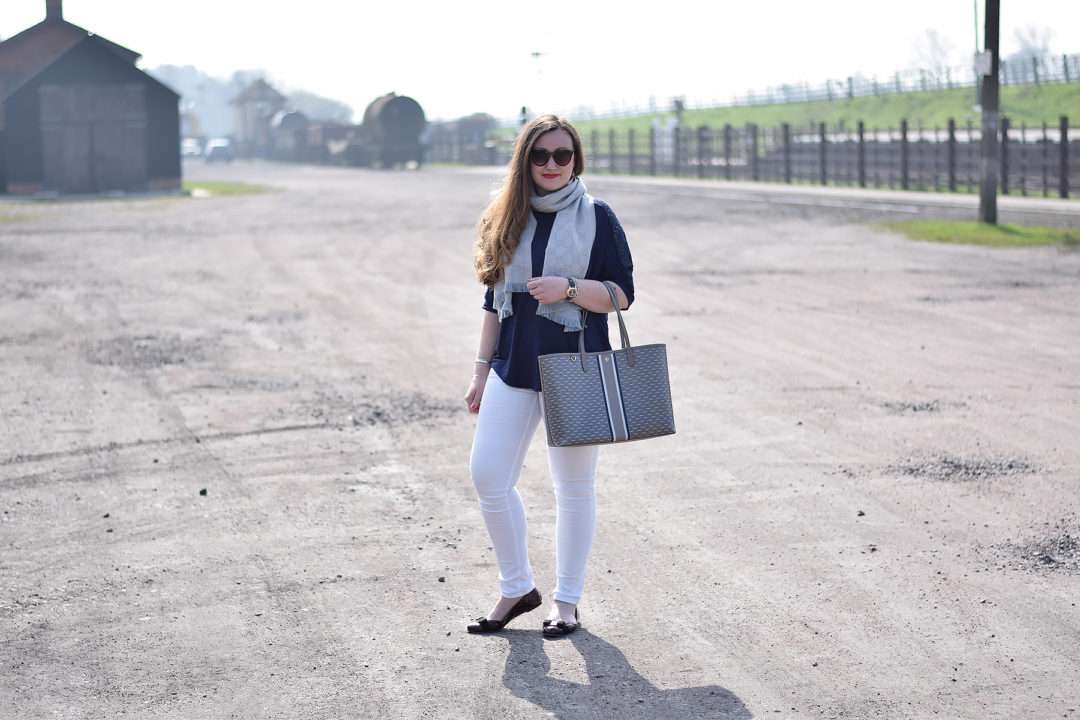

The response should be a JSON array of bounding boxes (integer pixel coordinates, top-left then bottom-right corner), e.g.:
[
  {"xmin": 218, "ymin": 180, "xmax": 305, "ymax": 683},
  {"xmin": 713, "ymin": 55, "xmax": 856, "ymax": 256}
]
[{"xmin": 483, "ymin": 198, "xmax": 635, "ymax": 391}]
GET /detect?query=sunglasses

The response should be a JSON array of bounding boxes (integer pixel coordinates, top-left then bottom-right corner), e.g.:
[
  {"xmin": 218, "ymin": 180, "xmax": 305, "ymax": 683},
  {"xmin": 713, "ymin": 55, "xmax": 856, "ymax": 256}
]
[{"xmin": 529, "ymin": 148, "xmax": 575, "ymax": 167}]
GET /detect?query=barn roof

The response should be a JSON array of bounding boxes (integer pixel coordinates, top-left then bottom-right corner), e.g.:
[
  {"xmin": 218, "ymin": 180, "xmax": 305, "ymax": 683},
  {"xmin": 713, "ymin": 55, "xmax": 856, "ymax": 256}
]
[
  {"xmin": 231, "ymin": 78, "xmax": 287, "ymax": 106},
  {"xmin": 0, "ymin": 8, "xmax": 141, "ymax": 104}
]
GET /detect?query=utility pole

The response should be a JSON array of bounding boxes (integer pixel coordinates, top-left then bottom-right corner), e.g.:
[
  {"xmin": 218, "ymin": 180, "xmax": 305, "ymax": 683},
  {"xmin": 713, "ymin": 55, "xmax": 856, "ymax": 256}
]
[{"xmin": 978, "ymin": 0, "xmax": 1000, "ymax": 224}]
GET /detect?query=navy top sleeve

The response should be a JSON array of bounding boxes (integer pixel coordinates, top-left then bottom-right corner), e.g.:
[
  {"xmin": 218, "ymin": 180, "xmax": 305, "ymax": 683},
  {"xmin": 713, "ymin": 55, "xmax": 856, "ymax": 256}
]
[{"xmin": 482, "ymin": 198, "xmax": 635, "ymax": 391}]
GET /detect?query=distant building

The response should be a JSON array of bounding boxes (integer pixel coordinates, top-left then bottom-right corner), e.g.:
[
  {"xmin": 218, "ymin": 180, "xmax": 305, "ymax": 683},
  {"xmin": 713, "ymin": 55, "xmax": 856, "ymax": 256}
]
[
  {"xmin": 231, "ymin": 79, "xmax": 286, "ymax": 159},
  {"xmin": 0, "ymin": 0, "xmax": 180, "ymax": 195}
]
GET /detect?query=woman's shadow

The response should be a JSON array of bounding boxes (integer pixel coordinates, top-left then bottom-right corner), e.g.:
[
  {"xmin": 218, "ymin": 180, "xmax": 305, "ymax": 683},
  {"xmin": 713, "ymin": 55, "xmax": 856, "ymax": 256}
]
[{"xmin": 498, "ymin": 628, "xmax": 751, "ymax": 720}]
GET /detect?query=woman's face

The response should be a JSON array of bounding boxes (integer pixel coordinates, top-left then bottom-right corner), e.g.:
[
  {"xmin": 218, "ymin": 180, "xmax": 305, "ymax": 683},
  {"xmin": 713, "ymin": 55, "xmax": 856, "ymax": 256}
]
[{"xmin": 529, "ymin": 129, "xmax": 575, "ymax": 196}]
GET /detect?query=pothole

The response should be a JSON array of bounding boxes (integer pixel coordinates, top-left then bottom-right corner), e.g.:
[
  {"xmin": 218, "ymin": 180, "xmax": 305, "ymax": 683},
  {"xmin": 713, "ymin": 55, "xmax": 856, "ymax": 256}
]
[
  {"xmin": 882, "ymin": 400, "xmax": 942, "ymax": 413},
  {"xmin": 886, "ymin": 454, "xmax": 1036, "ymax": 482},
  {"xmin": 85, "ymin": 334, "xmax": 207, "ymax": 370},
  {"xmin": 309, "ymin": 389, "xmax": 459, "ymax": 427},
  {"xmin": 991, "ymin": 516, "xmax": 1080, "ymax": 574}
]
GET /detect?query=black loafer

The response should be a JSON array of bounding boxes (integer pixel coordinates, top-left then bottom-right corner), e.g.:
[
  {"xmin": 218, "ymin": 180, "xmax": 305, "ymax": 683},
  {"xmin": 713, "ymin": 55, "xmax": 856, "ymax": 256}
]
[
  {"xmin": 467, "ymin": 588, "xmax": 542, "ymax": 634},
  {"xmin": 542, "ymin": 608, "xmax": 580, "ymax": 637}
]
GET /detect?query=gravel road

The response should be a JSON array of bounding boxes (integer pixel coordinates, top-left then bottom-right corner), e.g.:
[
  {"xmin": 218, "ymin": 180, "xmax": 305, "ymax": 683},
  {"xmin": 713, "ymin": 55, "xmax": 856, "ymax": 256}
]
[{"xmin": 2, "ymin": 160, "xmax": 1078, "ymax": 719}]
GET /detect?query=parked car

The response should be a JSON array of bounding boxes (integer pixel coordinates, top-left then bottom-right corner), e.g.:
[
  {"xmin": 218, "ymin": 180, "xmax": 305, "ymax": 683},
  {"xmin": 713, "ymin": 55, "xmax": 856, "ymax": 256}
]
[
  {"xmin": 205, "ymin": 138, "xmax": 233, "ymax": 163},
  {"xmin": 181, "ymin": 138, "xmax": 202, "ymax": 157}
]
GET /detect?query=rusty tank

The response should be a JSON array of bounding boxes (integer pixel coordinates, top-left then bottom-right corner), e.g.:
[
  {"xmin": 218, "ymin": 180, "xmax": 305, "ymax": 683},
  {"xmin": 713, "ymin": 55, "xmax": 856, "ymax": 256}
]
[{"xmin": 347, "ymin": 93, "xmax": 426, "ymax": 168}]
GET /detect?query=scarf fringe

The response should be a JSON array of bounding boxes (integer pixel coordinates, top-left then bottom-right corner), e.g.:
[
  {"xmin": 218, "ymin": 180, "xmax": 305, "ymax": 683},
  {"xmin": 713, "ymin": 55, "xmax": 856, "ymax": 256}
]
[{"xmin": 537, "ymin": 302, "xmax": 585, "ymax": 331}]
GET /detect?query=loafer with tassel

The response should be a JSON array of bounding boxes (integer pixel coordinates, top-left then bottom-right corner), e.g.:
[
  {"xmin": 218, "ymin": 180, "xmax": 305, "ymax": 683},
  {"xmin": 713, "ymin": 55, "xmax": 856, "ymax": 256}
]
[{"xmin": 467, "ymin": 588, "xmax": 542, "ymax": 634}]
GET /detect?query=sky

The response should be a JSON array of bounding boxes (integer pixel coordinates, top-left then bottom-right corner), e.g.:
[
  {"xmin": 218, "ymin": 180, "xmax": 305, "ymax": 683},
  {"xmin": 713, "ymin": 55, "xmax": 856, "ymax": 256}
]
[{"xmin": 2, "ymin": 0, "xmax": 1077, "ymax": 123}]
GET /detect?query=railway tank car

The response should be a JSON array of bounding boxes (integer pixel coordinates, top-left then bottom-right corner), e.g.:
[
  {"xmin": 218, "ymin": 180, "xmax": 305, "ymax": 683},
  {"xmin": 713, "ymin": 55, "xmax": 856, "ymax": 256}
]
[{"xmin": 346, "ymin": 93, "xmax": 426, "ymax": 168}]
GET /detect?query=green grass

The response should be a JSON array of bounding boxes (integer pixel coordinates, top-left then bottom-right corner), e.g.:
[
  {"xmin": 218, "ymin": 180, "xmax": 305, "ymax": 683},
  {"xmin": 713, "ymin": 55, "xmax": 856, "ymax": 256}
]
[
  {"xmin": 182, "ymin": 181, "xmax": 271, "ymax": 197},
  {"xmin": 571, "ymin": 82, "xmax": 1079, "ymax": 135},
  {"xmin": 882, "ymin": 220, "xmax": 1080, "ymax": 248}
]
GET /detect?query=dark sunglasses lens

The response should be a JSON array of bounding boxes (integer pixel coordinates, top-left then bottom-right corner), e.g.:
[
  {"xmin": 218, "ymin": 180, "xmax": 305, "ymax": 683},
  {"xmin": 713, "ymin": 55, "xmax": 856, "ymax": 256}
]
[{"xmin": 530, "ymin": 149, "xmax": 574, "ymax": 166}]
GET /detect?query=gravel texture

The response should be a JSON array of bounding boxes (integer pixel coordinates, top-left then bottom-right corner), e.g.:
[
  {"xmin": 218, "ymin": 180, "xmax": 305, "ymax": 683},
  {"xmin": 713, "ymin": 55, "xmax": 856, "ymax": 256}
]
[{"xmin": 1, "ymin": 161, "xmax": 1079, "ymax": 719}]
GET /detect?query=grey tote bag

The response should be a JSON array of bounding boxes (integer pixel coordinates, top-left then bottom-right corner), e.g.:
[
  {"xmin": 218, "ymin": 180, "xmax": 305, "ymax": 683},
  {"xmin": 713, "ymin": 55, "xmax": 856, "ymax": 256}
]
[{"xmin": 538, "ymin": 282, "xmax": 675, "ymax": 447}]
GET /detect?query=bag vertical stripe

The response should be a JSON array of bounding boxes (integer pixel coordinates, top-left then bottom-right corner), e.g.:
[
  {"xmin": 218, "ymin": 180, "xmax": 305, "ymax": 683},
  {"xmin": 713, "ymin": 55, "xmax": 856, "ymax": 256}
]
[{"xmin": 598, "ymin": 355, "xmax": 629, "ymax": 442}]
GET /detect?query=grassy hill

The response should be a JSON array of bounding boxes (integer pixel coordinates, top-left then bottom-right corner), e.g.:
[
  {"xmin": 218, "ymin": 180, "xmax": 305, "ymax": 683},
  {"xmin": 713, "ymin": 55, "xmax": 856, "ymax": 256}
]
[{"xmin": 572, "ymin": 82, "xmax": 1080, "ymax": 135}]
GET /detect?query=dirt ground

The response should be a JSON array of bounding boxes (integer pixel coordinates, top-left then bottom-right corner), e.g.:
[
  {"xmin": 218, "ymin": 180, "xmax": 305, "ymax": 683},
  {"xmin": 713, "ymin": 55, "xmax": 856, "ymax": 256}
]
[{"xmin": 2, "ymin": 161, "xmax": 1079, "ymax": 719}]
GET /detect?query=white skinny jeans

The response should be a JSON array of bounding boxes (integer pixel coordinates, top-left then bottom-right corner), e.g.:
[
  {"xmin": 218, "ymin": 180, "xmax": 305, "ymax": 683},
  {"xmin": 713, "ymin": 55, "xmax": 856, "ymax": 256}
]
[{"xmin": 470, "ymin": 370, "xmax": 599, "ymax": 604}]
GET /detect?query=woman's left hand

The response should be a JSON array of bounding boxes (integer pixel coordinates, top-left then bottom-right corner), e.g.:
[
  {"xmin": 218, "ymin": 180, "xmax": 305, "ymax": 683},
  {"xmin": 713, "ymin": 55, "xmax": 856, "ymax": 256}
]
[{"xmin": 526, "ymin": 276, "xmax": 569, "ymax": 305}]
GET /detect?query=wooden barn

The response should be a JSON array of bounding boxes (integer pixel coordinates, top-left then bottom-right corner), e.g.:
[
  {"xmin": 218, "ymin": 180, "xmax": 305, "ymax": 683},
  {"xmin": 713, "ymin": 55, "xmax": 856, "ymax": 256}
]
[{"xmin": 0, "ymin": 0, "xmax": 181, "ymax": 195}]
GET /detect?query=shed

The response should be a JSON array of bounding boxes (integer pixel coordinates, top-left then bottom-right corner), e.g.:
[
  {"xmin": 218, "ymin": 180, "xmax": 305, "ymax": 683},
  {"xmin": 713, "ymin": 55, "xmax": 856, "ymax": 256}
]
[
  {"xmin": 0, "ymin": 0, "xmax": 181, "ymax": 195},
  {"xmin": 231, "ymin": 79, "xmax": 286, "ymax": 159}
]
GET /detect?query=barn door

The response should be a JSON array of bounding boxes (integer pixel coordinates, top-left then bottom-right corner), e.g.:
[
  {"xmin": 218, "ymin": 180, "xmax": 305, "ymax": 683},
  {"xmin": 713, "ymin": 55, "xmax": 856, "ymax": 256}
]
[{"xmin": 40, "ymin": 84, "xmax": 148, "ymax": 193}]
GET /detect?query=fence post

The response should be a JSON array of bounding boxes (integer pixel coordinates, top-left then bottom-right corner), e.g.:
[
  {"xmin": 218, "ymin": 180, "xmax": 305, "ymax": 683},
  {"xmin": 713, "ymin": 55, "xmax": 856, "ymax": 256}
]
[
  {"xmin": 1065, "ymin": 55, "xmax": 1071, "ymax": 83},
  {"xmin": 1043, "ymin": 122, "xmax": 1049, "ymax": 197},
  {"xmin": 966, "ymin": 119, "xmax": 975, "ymax": 191},
  {"xmin": 590, "ymin": 131, "xmax": 598, "ymax": 170},
  {"xmin": 1062, "ymin": 115, "xmax": 1070, "ymax": 199},
  {"xmin": 723, "ymin": 124, "xmax": 733, "ymax": 180},
  {"xmin": 848, "ymin": 76, "xmax": 854, "ymax": 99},
  {"xmin": 628, "ymin": 129, "xmax": 636, "ymax": 176},
  {"xmin": 1033, "ymin": 56, "xmax": 1040, "ymax": 85},
  {"xmin": 1019, "ymin": 122, "xmax": 1027, "ymax": 196},
  {"xmin": 915, "ymin": 122, "xmax": 924, "ymax": 187},
  {"xmin": 900, "ymin": 119, "xmax": 909, "ymax": 190},
  {"xmin": 672, "ymin": 126, "xmax": 680, "ymax": 177},
  {"xmin": 749, "ymin": 123, "xmax": 759, "ymax": 181},
  {"xmin": 649, "ymin": 126, "xmax": 656, "ymax": 177},
  {"xmin": 818, "ymin": 122, "xmax": 827, "ymax": 185},
  {"xmin": 857, "ymin": 121, "xmax": 866, "ymax": 187},
  {"xmin": 875, "ymin": 126, "xmax": 884, "ymax": 188},
  {"xmin": 1000, "ymin": 116, "xmax": 1010, "ymax": 195},
  {"xmin": 947, "ymin": 118, "xmax": 957, "ymax": 192},
  {"xmin": 783, "ymin": 123, "xmax": 792, "ymax": 183},
  {"xmin": 697, "ymin": 125, "xmax": 708, "ymax": 179},
  {"xmin": 608, "ymin": 129, "xmax": 616, "ymax": 175}
]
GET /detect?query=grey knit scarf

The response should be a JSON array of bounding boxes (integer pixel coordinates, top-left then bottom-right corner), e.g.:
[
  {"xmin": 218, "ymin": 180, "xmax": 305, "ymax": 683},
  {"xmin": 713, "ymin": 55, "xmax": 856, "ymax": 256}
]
[{"xmin": 492, "ymin": 177, "xmax": 596, "ymax": 332}]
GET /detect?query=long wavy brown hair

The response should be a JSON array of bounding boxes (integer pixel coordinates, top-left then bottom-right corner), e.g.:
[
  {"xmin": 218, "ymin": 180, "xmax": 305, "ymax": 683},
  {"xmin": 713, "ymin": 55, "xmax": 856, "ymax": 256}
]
[{"xmin": 474, "ymin": 114, "xmax": 586, "ymax": 286}]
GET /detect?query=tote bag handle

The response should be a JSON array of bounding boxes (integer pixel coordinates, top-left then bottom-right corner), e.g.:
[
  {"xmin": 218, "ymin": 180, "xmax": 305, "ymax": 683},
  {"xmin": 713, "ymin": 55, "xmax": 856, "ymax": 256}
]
[{"xmin": 575, "ymin": 281, "xmax": 632, "ymax": 371}]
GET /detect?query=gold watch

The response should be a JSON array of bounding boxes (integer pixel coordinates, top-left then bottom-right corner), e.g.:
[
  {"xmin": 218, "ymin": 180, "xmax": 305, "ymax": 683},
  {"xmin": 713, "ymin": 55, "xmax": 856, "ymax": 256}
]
[{"xmin": 565, "ymin": 277, "xmax": 579, "ymax": 301}]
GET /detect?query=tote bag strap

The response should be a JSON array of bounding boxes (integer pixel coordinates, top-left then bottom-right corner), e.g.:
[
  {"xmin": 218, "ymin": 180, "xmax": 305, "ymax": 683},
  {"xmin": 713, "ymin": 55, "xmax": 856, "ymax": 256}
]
[{"xmin": 574, "ymin": 281, "xmax": 634, "ymax": 370}]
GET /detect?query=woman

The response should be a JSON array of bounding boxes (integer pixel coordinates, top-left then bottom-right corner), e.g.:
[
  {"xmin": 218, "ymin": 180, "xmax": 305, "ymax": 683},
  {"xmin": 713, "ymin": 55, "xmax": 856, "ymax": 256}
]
[{"xmin": 464, "ymin": 114, "xmax": 634, "ymax": 637}]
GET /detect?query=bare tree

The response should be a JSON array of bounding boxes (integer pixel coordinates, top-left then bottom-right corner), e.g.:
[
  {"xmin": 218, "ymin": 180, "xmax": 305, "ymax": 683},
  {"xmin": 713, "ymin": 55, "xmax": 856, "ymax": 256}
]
[
  {"xmin": 1004, "ymin": 25, "xmax": 1054, "ymax": 83},
  {"xmin": 1010, "ymin": 25, "xmax": 1053, "ymax": 60},
  {"xmin": 911, "ymin": 28, "xmax": 955, "ymax": 73}
]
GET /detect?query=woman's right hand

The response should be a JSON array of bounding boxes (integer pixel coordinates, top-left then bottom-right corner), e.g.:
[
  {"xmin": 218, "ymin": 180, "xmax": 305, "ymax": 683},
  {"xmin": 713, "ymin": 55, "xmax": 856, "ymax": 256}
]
[{"xmin": 465, "ymin": 374, "xmax": 487, "ymax": 413}]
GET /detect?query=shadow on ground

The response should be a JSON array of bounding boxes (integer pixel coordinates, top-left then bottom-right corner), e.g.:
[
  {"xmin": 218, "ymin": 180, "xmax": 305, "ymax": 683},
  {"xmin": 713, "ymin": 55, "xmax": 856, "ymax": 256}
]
[{"xmin": 499, "ymin": 629, "xmax": 750, "ymax": 719}]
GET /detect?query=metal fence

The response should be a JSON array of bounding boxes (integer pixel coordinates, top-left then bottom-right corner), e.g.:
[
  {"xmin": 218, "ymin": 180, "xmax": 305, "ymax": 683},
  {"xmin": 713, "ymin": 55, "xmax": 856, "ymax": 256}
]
[
  {"xmin": 581, "ymin": 118, "xmax": 1075, "ymax": 198},
  {"xmin": 546, "ymin": 53, "xmax": 1080, "ymax": 124},
  {"xmin": 431, "ymin": 117, "xmax": 1077, "ymax": 199}
]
